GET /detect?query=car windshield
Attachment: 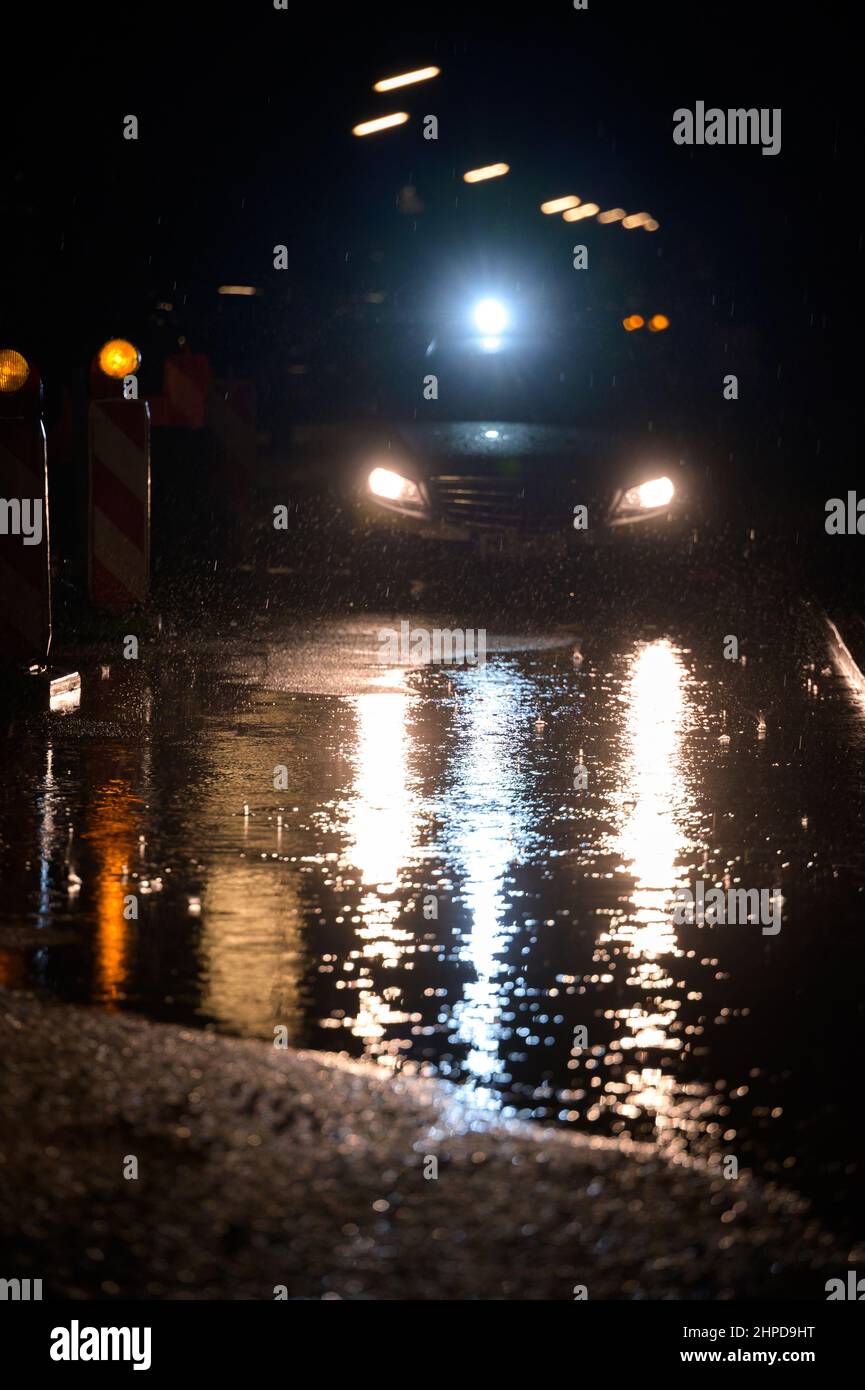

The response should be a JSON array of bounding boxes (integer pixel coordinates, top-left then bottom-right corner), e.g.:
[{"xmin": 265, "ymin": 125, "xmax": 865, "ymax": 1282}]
[
  {"xmin": 422, "ymin": 338, "xmax": 581, "ymax": 422},
  {"xmin": 276, "ymin": 321, "xmax": 672, "ymax": 425}
]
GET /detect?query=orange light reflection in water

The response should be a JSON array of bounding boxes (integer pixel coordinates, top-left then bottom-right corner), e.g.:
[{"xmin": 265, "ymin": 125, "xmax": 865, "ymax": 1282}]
[{"xmin": 84, "ymin": 780, "xmax": 139, "ymax": 1008}]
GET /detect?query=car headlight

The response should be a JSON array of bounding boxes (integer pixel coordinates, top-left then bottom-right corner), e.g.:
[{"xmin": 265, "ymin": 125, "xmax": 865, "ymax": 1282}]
[
  {"xmin": 614, "ymin": 475, "xmax": 675, "ymax": 519},
  {"xmin": 368, "ymin": 466, "xmax": 425, "ymax": 511}
]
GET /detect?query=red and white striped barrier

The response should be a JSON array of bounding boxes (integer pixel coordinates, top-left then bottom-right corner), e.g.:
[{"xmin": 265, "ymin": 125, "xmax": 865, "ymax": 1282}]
[
  {"xmin": 0, "ymin": 413, "xmax": 52, "ymax": 667},
  {"xmin": 88, "ymin": 398, "xmax": 151, "ymax": 609}
]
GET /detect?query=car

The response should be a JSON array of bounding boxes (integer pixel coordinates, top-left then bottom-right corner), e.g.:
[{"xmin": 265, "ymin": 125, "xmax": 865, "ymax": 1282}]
[{"xmin": 261, "ymin": 283, "xmax": 695, "ymax": 571}]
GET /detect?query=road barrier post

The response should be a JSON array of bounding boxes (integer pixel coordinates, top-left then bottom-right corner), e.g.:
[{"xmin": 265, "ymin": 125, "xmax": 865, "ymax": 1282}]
[
  {"xmin": 88, "ymin": 341, "xmax": 151, "ymax": 610},
  {"xmin": 0, "ymin": 349, "xmax": 52, "ymax": 671}
]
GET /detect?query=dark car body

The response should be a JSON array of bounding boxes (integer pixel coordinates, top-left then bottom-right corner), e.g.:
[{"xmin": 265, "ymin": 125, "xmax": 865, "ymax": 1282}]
[{"xmin": 260, "ymin": 309, "xmax": 696, "ymax": 559}]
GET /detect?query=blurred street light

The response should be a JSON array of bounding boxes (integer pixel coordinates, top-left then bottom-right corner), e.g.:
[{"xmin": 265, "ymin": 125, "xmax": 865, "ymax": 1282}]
[
  {"xmin": 353, "ymin": 112, "xmax": 409, "ymax": 136},
  {"xmin": 373, "ymin": 66, "xmax": 440, "ymax": 91},
  {"xmin": 540, "ymin": 195, "xmax": 580, "ymax": 214},
  {"xmin": 563, "ymin": 202, "xmax": 599, "ymax": 221},
  {"xmin": 463, "ymin": 163, "xmax": 510, "ymax": 183}
]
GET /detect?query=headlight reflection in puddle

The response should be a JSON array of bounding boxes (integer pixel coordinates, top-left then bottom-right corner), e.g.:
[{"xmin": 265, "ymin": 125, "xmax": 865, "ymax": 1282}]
[
  {"xmin": 336, "ymin": 685, "xmax": 422, "ymax": 1062},
  {"xmin": 445, "ymin": 666, "xmax": 534, "ymax": 1103},
  {"xmin": 594, "ymin": 640, "xmax": 705, "ymax": 1143}
]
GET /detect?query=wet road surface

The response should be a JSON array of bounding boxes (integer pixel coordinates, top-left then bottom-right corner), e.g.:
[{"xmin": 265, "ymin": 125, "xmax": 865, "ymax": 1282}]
[
  {"xmin": 0, "ymin": 988, "xmax": 845, "ymax": 1300},
  {"xmin": 2, "ymin": 579, "xmax": 865, "ymax": 1255}
]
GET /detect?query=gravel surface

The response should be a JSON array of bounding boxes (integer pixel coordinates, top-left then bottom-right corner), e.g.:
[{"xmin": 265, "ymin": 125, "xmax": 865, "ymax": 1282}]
[{"xmin": 0, "ymin": 989, "xmax": 847, "ymax": 1300}]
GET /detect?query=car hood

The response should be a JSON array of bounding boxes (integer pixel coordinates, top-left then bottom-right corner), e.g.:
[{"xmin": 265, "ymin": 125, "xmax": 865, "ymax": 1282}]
[
  {"xmin": 394, "ymin": 421, "xmax": 619, "ymax": 464},
  {"xmin": 275, "ymin": 418, "xmax": 675, "ymax": 489}
]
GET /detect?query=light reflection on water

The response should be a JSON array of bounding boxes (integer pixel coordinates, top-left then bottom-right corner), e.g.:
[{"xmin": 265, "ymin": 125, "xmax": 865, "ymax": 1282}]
[
  {"xmin": 326, "ymin": 641, "xmax": 702, "ymax": 1133},
  {"xmin": 324, "ymin": 661, "xmax": 539, "ymax": 1101},
  {"xmin": 199, "ymin": 864, "xmax": 305, "ymax": 1037},
  {"xmin": 338, "ymin": 683, "xmax": 420, "ymax": 1060},
  {"xmin": 594, "ymin": 640, "xmax": 703, "ymax": 1145},
  {"xmin": 3, "ymin": 624, "xmax": 865, "ymax": 1234},
  {"xmin": 446, "ymin": 666, "xmax": 534, "ymax": 1103},
  {"xmin": 0, "ymin": 641, "xmax": 707, "ymax": 1106},
  {"xmin": 88, "ymin": 779, "xmax": 137, "ymax": 1009},
  {"xmin": 346, "ymin": 684, "xmax": 416, "ymax": 891}
]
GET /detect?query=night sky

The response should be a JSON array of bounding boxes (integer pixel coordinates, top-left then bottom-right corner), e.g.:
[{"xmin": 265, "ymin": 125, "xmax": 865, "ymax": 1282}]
[{"xmin": 3, "ymin": 2, "xmax": 856, "ymax": 471}]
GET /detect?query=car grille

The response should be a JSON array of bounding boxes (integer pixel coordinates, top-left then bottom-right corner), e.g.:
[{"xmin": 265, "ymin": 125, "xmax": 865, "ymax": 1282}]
[{"xmin": 431, "ymin": 474, "xmax": 561, "ymax": 531}]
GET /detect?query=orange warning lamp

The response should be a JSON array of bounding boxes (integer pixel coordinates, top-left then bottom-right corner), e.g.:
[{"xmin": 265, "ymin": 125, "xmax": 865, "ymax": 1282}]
[
  {"xmin": 0, "ymin": 348, "xmax": 30, "ymax": 393},
  {"xmin": 97, "ymin": 339, "xmax": 140, "ymax": 379},
  {"xmin": 0, "ymin": 347, "xmax": 42, "ymax": 418}
]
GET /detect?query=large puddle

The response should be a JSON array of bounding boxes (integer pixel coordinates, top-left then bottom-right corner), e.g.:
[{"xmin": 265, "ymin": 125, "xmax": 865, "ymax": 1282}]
[{"xmin": 2, "ymin": 613, "xmax": 864, "ymax": 1242}]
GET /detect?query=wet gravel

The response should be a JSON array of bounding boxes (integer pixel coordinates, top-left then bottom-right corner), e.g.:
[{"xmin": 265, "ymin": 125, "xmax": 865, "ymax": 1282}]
[{"xmin": 0, "ymin": 988, "xmax": 849, "ymax": 1300}]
